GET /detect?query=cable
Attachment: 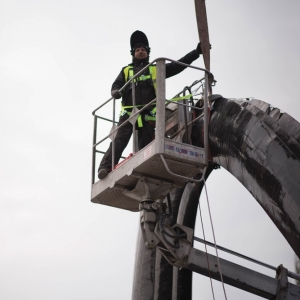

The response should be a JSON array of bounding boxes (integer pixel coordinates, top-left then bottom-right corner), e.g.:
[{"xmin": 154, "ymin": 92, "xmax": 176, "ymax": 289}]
[
  {"xmin": 197, "ymin": 185, "xmax": 216, "ymax": 300},
  {"xmin": 159, "ymin": 214, "xmax": 186, "ymax": 249},
  {"xmin": 203, "ymin": 178, "xmax": 228, "ymax": 300}
]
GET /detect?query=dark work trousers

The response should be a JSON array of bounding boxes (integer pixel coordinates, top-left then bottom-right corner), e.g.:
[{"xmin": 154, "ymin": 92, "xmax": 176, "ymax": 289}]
[{"xmin": 98, "ymin": 113, "xmax": 155, "ymax": 171}]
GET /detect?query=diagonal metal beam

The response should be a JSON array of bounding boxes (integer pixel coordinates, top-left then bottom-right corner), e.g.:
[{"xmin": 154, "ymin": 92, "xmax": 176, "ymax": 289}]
[
  {"xmin": 186, "ymin": 247, "xmax": 300, "ymax": 299},
  {"xmin": 194, "ymin": 0, "xmax": 210, "ymax": 71}
]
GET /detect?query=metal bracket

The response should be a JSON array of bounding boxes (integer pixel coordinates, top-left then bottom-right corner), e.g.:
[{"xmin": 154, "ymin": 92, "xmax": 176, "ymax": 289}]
[
  {"xmin": 132, "ymin": 180, "xmax": 195, "ymax": 267},
  {"xmin": 125, "ymin": 170, "xmax": 196, "ymax": 269},
  {"xmin": 122, "ymin": 177, "xmax": 175, "ymax": 202},
  {"xmin": 160, "ymin": 154, "xmax": 205, "ymax": 183},
  {"xmin": 139, "ymin": 201, "xmax": 160, "ymax": 249},
  {"xmin": 154, "ymin": 222, "xmax": 193, "ymax": 268},
  {"xmin": 276, "ymin": 264, "xmax": 289, "ymax": 300}
]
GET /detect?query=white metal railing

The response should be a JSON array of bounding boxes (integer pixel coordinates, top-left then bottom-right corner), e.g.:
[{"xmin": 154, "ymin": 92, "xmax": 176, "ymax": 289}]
[{"xmin": 91, "ymin": 57, "xmax": 213, "ymax": 184}]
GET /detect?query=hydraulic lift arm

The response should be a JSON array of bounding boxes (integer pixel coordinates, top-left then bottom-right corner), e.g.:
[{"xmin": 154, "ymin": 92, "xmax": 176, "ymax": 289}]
[{"xmin": 139, "ymin": 200, "xmax": 300, "ymax": 300}]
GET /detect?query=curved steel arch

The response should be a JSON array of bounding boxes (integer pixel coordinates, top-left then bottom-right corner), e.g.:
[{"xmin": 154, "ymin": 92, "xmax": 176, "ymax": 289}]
[
  {"xmin": 132, "ymin": 97, "xmax": 300, "ymax": 299},
  {"xmin": 204, "ymin": 97, "xmax": 300, "ymax": 257}
]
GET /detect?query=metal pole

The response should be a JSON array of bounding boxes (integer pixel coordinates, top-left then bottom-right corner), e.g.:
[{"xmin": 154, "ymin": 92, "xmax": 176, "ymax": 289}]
[
  {"xmin": 91, "ymin": 114, "xmax": 97, "ymax": 184},
  {"xmin": 182, "ymin": 88, "xmax": 189, "ymax": 144},
  {"xmin": 132, "ymin": 80, "xmax": 137, "ymax": 153},
  {"xmin": 155, "ymin": 60, "xmax": 166, "ymax": 153},
  {"xmin": 112, "ymin": 98, "xmax": 116, "ymax": 170},
  {"xmin": 203, "ymin": 72, "xmax": 209, "ymax": 165}
]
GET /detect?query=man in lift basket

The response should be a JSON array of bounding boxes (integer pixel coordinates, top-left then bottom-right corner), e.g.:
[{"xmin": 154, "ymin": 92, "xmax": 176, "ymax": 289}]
[{"xmin": 98, "ymin": 30, "xmax": 207, "ymax": 179}]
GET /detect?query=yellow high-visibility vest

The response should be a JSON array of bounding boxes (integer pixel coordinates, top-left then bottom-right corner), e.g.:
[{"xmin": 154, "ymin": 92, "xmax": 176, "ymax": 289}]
[
  {"xmin": 121, "ymin": 65, "xmax": 157, "ymax": 127},
  {"xmin": 123, "ymin": 65, "xmax": 157, "ymax": 92}
]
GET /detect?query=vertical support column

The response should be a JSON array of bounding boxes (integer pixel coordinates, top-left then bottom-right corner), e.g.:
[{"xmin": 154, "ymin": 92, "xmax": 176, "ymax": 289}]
[
  {"xmin": 112, "ymin": 97, "xmax": 116, "ymax": 169},
  {"xmin": 203, "ymin": 72, "xmax": 209, "ymax": 165},
  {"xmin": 91, "ymin": 114, "xmax": 97, "ymax": 184},
  {"xmin": 177, "ymin": 88, "xmax": 190, "ymax": 144},
  {"xmin": 155, "ymin": 60, "xmax": 166, "ymax": 154},
  {"xmin": 132, "ymin": 229, "xmax": 156, "ymax": 300},
  {"xmin": 132, "ymin": 80, "xmax": 137, "ymax": 153},
  {"xmin": 172, "ymin": 182, "xmax": 200, "ymax": 300}
]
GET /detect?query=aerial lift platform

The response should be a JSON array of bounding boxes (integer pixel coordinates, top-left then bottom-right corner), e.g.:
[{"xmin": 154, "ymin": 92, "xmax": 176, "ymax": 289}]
[
  {"xmin": 91, "ymin": 59, "xmax": 210, "ymax": 212},
  {"xmin": 91, "ymin": 139, "xmax": 205, "ymax": 211}
]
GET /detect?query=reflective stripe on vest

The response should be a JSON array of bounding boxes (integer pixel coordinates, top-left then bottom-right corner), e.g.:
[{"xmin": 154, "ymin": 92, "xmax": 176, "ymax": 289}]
[
  {"xmin": 120, "ymin": 93, "xmax": 193, "ymax": 127},
  {"xmin": 120, "ymin": 104, "xmax": 155, "ymax": 128},
  {"xmin": 123, "ymin": 65, "xmax": 157, "ymax": 92},
  {"xmin": 120, "ymin": 66, "xmax": 191, "ymax": 127},
  {"xmin": 150, "ymin": 94, "xmax": 193, "ymax": 116},
  {"xmin": 120, "ymin": 105, "xmax": 145, "ymax": 127}
]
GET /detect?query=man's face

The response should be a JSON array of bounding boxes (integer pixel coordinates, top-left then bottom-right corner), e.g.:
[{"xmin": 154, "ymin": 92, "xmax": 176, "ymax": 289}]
[{"xmin": 134, "ymin": 47, "xmax": 148, "ymax": 60}]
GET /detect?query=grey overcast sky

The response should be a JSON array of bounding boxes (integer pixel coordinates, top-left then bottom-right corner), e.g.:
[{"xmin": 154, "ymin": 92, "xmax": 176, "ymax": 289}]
[{"xmin": 1, "ymin": 0, "xmax": 300, "ymax": 299}]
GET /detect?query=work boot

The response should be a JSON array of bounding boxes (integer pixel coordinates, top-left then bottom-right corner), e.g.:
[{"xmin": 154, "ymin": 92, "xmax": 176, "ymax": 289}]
[{"xmin": 98, "ymin": 168, "xmax": 109, "ymax": 179}]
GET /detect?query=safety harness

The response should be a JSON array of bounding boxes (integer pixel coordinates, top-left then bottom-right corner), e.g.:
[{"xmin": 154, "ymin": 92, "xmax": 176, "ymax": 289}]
[
  {"xmin": 120, "ymin": 65, "xmax": 157, "ymax": 127},
  {"xmin": 120, "ymin": 65, "xmax": 192, "ymax": 127},
  {"xmin": 124, "ymin": 65, "xmax": 157, "ymax": 90}
]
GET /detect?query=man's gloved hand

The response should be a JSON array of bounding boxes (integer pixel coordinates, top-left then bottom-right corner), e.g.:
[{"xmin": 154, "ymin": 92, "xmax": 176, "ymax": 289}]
[
  {"xmin": 111, "ymin": 90, "xmax": 122, "ymax": 99},
  {"xmin": 196, "ymin": 42, "xmax": 212, "ymax": 55},
  {"xmin": 196, "ymin": 43, "xmax": 203, "ymax": 55}
]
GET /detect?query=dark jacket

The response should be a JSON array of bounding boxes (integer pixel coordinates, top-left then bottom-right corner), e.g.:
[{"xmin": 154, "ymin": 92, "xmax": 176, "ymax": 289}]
[{"xmin": 111, "ymin": 49, "xmax": 200, "ymax": 108}]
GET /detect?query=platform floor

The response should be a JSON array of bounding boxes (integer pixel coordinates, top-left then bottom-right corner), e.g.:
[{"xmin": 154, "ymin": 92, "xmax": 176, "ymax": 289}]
[{"xmin": 91, "ymin": 139, "xmax": 206, "ymax": 212}]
